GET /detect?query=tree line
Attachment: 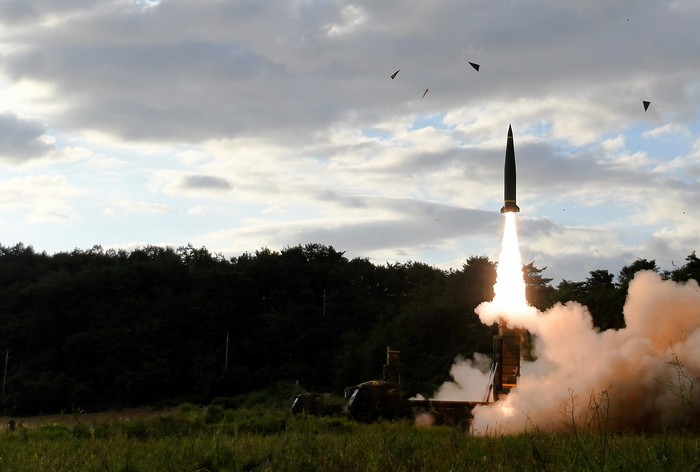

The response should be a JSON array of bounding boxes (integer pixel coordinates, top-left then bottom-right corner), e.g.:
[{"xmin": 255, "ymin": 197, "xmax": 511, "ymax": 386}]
[{"xmin": 0, "ymin": 242, "xmax": 698, "ymax": 414}]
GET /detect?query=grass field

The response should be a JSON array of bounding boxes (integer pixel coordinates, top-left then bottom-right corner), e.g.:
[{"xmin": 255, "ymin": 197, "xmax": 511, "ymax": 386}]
[{"xmin": 0, "ymin": 403, "xmax": 699, "ymax": 471}]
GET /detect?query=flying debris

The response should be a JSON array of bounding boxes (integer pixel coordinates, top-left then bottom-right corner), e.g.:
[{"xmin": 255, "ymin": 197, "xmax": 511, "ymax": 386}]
[
  {"xmin": 500, "ymin": 125, "xmax": 520, "ymax": 213},
  {"xmin": 468, "ymin": 62, "xmax": 480, "ymax": 71},
  {"xmin": 422, "ymin": 88, "xmax": 429, "ymax": 99},
  {"xmin": 391, "ymin": 70, "xmax": 400, "ymax": 79},
  {"xmin": 643, "ymin": 100, "xmax": 651, "ymax": 111}
]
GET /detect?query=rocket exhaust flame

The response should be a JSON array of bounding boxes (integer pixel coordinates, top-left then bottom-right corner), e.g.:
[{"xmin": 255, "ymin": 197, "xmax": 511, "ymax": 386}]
[
  {"xmin": 494, "ymin": 214, "xmax": 526, "ymax": 308},
  {"xmin": 482, "ymin": 213, "xmax": 537, "ymax": 328}
]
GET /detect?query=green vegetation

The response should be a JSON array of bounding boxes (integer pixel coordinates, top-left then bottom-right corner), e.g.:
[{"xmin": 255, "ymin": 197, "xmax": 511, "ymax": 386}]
[
  {"xmin": 0, "ymin": 242, "xmax": 698, "ymax": 415},
  {"xmin": 1, "ymin": 404, "xmax": 699, "ymax": 471}
]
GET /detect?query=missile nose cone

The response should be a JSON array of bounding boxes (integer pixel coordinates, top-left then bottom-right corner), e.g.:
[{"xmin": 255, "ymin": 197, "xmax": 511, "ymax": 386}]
[{"xmin": 501, "ymin": 124, "xmax": 519, "ymax": 213}]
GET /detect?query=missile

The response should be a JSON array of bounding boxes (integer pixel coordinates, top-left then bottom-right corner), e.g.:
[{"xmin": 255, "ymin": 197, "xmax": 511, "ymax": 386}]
[{"xmin": 500, "ymin": 124, "xmax": 520, "ymax": 213}]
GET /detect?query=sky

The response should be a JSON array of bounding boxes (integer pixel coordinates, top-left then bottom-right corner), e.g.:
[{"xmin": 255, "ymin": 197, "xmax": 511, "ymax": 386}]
[{"xmin": 1, "ymin": 0, "xmax": 699, "ymax": 284}]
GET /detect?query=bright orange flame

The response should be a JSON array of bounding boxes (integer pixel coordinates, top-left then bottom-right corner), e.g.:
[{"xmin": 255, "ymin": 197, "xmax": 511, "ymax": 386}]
[
  {"xmin": 476, "ymin": 212, "xmax": 538, "ymax": 328},
  {"xmin": 491, "ymin": 213, "xmax": 529, "ymax": 313}
]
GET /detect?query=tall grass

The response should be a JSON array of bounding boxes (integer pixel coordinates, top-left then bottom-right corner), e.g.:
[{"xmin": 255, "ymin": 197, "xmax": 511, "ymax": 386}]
[{"xmin": 0, "ymin": 405, "xmax": 700, "ymax": 471}]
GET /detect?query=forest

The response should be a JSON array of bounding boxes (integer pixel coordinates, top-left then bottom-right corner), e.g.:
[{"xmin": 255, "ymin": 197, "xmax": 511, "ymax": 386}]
[{"xmin": 0, "ymin": 241, "xmax": 698, "ymax": 415}]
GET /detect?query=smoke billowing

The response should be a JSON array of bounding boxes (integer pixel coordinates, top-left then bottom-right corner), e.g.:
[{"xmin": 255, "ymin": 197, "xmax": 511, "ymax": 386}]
[{"xmin": 435, "ymin": 214, "xmax": 700, "ymax": 434}]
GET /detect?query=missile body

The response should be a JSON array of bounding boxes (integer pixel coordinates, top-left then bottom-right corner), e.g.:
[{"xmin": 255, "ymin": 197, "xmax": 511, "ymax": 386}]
[{"xmin": 500, "ymin": 125, "xmax": 520, "ymax": 213}]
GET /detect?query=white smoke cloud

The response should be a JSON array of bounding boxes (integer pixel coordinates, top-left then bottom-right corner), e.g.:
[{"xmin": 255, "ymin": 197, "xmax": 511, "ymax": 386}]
[
  {"xmin": 432, "ymin": 353, "xmax": 493, "ymax": 402},
  {"xmin": 436, "ymin": 270, "xmax": 700, "ymax": 434}
]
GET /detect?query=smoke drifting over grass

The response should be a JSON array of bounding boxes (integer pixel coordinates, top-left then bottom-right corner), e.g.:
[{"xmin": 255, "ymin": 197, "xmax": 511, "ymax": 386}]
[{"xmin": 436, "ymin": 214, "xmax": 700, "ymax": 434}]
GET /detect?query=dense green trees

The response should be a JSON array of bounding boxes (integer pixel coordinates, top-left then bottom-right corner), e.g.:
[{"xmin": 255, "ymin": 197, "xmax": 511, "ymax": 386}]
[{"xmin": 0, "ymin": 242, "xmax": 697, "ymax": 414}]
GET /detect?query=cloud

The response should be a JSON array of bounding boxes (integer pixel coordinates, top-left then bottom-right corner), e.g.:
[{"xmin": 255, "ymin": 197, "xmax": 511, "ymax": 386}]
[
  {"xmin": 0, "ymin": 1, "xmax": 38, "ymax": 25},
  {"xmin": 0, "ymin": 175, "xmax": 83, "ymax": 223},
  {"xmin": 3, "ymin": 1, "xmax": 694, "ymax": 145},
  {"xmin": 0, "ymin": 113, "xmax": 54, "ymax": 163},
  {"xmin": 181, "ymin": 175, "xmax": 232, "ymax": 191},
  {"xmin": 194, "ymin": 198, "xmax": 500, "ymax": 261},
  {"xmin": 151, "ymin": 171, "xmax": 233, "ymax": 199},
  {"xmin": 109, "ymin": 198, "xmax": 170, "ymax": 215},
  {"xmin": 325, "ymin": 4, "xmax": 367, "ymax": 37},
  {"xmin": 643, "ymin": 122, "xmax": 691, "ymax": 139},
  {"xmin": 0, "ymin": 0, "xmax": 698, "ymax": 283}
]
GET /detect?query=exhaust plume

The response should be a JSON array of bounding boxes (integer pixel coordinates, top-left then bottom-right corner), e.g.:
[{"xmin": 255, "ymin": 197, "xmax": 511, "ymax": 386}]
[
  {"xmin": 435, "ymin": 213, "xmax": 700, "ymax": 433},
  {"xmin": 477, "ymin": 213, "xmax": 538, "ymax": 329}
]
